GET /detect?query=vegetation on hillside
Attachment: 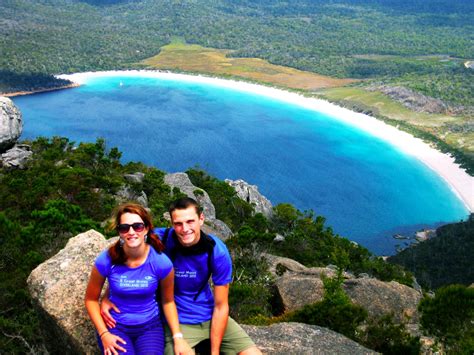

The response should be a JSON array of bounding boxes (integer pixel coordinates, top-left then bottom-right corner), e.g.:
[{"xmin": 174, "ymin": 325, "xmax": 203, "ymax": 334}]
[
  {"xmin": 419, "ymin": 285, "xmax": 474, "ymax": 354},
  {"xmin": 1, "ymin": 0, "xmax": 473, "ymax": 107},
  {"xmin": 0, "ymin": 137, "xmax": 413, "ymax": 352},
  {"xmin": 388, "ymin": 215, "xmax": 474, "ymax": 290}
]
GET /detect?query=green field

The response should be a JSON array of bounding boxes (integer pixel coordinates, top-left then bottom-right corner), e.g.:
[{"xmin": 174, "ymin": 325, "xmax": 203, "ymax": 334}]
[{"xmin": 141, "ymin": 40, "xmax": 355, "ymax": 91}]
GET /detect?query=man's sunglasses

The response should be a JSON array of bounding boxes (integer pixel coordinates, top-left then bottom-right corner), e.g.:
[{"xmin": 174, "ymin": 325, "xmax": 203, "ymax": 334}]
[{"xmin": 117, "ymin": 222, "xmax": 146, "ymax": 234}]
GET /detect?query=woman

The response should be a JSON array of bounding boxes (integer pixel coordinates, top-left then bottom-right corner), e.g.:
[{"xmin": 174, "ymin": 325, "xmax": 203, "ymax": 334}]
[{"xmin": 85, "ymin": 203, "xmax": 191, "ymax": 355}]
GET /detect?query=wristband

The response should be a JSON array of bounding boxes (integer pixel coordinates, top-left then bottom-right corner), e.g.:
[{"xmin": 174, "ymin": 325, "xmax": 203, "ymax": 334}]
[
  {"xmin": 99, "ymin": 330, "xmax": 110, "ymax": 338},
  {"xmin": 172, "ymin": 332, "xmax": 184, "ymax": 339}
]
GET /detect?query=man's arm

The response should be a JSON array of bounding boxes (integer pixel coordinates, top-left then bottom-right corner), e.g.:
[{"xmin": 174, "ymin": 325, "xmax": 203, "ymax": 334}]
[{"xmin": 210, "ymin": 284, "xmax": 230, "ymax": 355}]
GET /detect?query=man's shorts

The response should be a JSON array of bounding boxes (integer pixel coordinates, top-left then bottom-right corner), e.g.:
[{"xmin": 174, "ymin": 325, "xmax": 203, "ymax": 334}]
[{"xmin": 164, "ymin": 317, "xmax": 255, "ymax": 354}]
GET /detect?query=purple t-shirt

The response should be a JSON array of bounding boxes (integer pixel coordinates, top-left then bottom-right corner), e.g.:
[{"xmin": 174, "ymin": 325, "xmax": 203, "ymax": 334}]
[
  {"xmin": 155, "ymin": 228, "xmax": 233, "ymax": 324},
  {"xmin": 95, "ymin": 247, "xmax": 173, "ymax": 325}
]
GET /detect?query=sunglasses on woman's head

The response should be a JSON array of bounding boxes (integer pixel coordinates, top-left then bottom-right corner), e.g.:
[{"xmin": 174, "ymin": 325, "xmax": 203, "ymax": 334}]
[{"xmin": 117, "ymin": 222, "xmax": 146, "ymax": 233}]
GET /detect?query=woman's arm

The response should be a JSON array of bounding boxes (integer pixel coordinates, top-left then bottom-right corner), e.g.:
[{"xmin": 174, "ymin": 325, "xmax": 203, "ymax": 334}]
[
  {"xmin": 160, "ymin": 269, "xmax": 192, "ymax": 355},
  {"xmin": 85, "ymin": 267, "xmax": 126, "ymax": 354}
]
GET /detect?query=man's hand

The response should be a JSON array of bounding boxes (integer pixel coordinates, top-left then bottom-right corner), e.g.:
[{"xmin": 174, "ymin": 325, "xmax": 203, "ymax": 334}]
[{"xmin": 100, "ymin": 297, "xmax": 120, "ymax": 329}]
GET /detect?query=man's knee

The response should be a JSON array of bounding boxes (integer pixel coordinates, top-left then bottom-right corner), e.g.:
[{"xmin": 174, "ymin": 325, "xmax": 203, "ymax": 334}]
[{"xmin": 238, "ymin": 345, "xmax": 262, "ymax": 355}]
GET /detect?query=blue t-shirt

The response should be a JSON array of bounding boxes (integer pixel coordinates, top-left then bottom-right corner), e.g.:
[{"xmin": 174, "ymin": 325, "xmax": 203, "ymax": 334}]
[
  {"xmin": 155, "ymin": 228, "xmax": 233, "ymax": 324},
  {"xmin": 95, "ymin": 246, "xmax": 173, "ymax": 325}
]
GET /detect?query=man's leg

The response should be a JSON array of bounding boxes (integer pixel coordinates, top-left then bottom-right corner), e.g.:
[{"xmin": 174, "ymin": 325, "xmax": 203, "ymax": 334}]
[
  {"xmin": 164, "ymin": 322, "xmax": 210, "ymax": 355},
  {"xmin": 219, "ymin": 317, "xmax": 261, "ymax": 355}
]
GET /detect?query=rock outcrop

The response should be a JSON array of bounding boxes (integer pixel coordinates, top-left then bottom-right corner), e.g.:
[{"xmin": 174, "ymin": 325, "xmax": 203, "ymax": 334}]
[
  {"xmin": 343, "ymin": 278, "xmax": 421, "ymax": 323},
  {"xmin": 242, "ymin": 322, "xmax": 377, "ymax": 354},
  {"xmin": 165, "ymin": 172, "xmax": 216, "ymax": 218},
  {"xmin": 276, "ymin": 272, "xmax": 325, "ymax": 311},
  {"xmin": 0, "ymin": 97, "xmax": 22, "ymax": 152},
  {"xmin": 165, "ymin": 172, "xmax": 233, "ymax": 240},
  {"xmin": 28, "ymin": 230, "xmax": 377, "ymax": 354},
  {"xmin": 27, "ymin": 230, "xmax": 116, "ymax": 354},
  {"xmin": 225, "ymin": 179, "xmax": 274, "ymax": 218},
  {"xmin": 264, "ymin": 254, "xmax": 422, "ymax": 324},
  {"xmin": 115, "ymin": 185, "xmax": 149, "ymax": 207},
  {"xmin": 368, "ymin": 85, "xmax": 447, "ymax": 114},
  {"xmin": 0, "ymin": 143, "xmax": 33, "ymax": 169}
]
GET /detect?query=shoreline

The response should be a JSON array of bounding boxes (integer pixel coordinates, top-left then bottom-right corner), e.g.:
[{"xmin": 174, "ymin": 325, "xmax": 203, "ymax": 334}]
[
  {"xmin": 2, "ymin": 83, "xmax": 80, "ymax": 97},
  {"xmin": 55, "ymin": 70, "xmax": 473, "ymax": 212}
]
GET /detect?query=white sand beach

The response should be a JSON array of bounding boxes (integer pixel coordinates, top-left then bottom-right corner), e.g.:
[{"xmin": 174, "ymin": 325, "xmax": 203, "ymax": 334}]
[{"xmin": 58, "ymin": 70, "xmax": 474, "ymax": 212}]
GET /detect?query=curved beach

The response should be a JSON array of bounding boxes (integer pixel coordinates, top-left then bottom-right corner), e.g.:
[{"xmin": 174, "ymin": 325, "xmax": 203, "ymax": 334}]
[{"xmin": 58, "ymin": 70, "xmax": 474, "ymax": 213}]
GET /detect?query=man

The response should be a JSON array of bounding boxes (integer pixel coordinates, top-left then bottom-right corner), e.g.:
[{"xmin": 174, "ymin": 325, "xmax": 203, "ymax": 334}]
[{"xmin": 102, "ymin": 197, "xmax": 261, "ymax": 355}]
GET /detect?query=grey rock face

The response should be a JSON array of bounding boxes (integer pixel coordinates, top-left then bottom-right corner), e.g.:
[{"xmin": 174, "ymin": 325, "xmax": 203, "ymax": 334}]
[
  {"xmin": 0, "ymin": 144, "xmax": 33, "ymax": 169},
  {"xmin": 165, "ymin": 172, "xmax": 233, "ymax": 240},
  {"xmin": 123, "ymin": 172, "xmax": 145, "ymax": 184},
  {"xmin": 0, "ymin": 97, "xmax": 22, "ymax": 152},
  {"xmin": 263, "ymin": 253, "xmax": 342, "ymax": 278},
  {"xmin": 242, "ymin": 322, "xmax": 378, "ymax": 354},
  {"xmin": 225, "ymin": 179, "xmax": 273, "ymax": 218},
  {"xmin": 27, "ymin": 230, "xmax": 115, "ymax": 354},
  {"xmin": 343, "ymin": 278, "xmax": 422, "ymax": 323},
  {"xmin": 276, "ymin": 272, "xmax": 325, "ymax": 311},
  {"xmin": 115, "ymin": 185, "xmax": 148, "ymax": 207},
  {"xmin": 165, "ymin": 172, "xmax": 216, "ymax": 219}
]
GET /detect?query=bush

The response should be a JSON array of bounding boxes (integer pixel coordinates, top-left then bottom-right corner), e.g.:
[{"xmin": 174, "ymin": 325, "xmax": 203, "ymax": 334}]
[
  {"xmin": 359, "ymin": 314, "xmax": 421, "ymax": 354},
  {"xmin": 228, "ymin": 246, "xmax": 280, "ymax": 324},
  {"xmin": 419, "ymin": 284, "xmax": 474, "ymax": 354}
]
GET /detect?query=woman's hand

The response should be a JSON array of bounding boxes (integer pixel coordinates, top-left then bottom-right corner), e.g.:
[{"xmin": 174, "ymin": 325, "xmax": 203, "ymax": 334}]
[
  {"xmin": 101, "ymin": 331, "xmax": 127, "ymax": 354},
  {"xmin": 100, "ymin": 297, "xmax": 120, "ymax": 328},
  {"xmin": 173, "ymin": 337, "xmax": 193, "ymax": 355}
]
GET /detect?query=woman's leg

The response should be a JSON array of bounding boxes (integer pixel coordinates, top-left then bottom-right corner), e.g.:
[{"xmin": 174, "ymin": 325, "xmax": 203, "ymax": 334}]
[{"xmin": 134, "ymin": 318, "xmax": 166, "ymax": 355}]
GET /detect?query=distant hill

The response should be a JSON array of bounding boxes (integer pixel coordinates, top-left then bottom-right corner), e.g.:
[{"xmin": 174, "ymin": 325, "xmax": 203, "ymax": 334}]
[
  {"xmin": 388, "ymin": 214, "xmax": 474, "ymax": 290},
  {"xmin": 1, "ymin": 0, "xmax": 473, "ymax": 104}
]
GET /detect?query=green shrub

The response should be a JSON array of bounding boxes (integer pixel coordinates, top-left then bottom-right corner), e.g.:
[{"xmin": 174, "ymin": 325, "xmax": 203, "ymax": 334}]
[
  {"xmin": 359, "ymin": 314, "xmax": 421, "ymax": 354},
  {"xmin": 419, "ymin": 285, "xmax": 474, "ymax": 354},
  {"xmin": 228, "ymin": 246, "xmax": 279, "ymax": 324}
]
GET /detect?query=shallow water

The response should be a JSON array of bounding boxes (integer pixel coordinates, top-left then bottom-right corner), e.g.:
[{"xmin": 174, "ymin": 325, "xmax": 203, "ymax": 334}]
[{"xmin": 13, "ymin": 75, "xmax": 469, "ymax": 255}]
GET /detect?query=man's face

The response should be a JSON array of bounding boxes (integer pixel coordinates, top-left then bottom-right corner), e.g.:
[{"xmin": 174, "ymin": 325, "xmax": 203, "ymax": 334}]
[{"xmin": 171, "ymin": 206, "xmax": 204, "ymax": 247}]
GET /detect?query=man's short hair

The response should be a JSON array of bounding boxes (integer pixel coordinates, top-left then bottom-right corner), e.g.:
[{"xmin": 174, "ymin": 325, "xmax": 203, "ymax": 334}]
[{"xmin": 169, "ymin": 197, "xmax": 202, "ymax": 216}]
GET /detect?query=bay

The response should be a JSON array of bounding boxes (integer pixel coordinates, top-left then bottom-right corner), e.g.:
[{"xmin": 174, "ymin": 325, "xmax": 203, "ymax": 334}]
[{"xmin": 12, "ymin": 74, "xmax": 469, "ymax": 255}]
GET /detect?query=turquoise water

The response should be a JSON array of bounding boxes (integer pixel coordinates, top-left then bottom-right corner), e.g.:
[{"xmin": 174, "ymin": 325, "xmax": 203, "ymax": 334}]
[{"xmin": 12, "ymin": 75, "xmax": 469, "ymax": 255}]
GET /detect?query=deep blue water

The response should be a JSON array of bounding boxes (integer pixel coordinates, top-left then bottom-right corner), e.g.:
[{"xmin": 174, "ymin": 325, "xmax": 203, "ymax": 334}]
[{"xmin": 12, "ymin": 74, "xmax": 469, "ymax": 255}]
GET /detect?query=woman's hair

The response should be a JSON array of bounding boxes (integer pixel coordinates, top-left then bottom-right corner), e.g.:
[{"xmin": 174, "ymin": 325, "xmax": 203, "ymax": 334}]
[{"xmin": 108, "ymin": 202, "xmax": 165, "ymax": 264}]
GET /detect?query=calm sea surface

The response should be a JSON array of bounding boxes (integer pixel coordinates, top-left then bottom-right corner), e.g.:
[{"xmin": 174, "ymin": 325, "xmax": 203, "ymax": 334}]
[{"xmin": 12, "ymin": 75, "xmax": 469, "ymax": 255}]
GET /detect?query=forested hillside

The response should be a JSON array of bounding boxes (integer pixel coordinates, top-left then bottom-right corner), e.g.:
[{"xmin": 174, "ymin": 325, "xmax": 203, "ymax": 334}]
[
  {"xmin": 388, "ymin": 215, "xmax": 474, "ymax": 290},
  {"xmin": 1, "ymin": 0, "xmax": 473, "ymax": 108}
]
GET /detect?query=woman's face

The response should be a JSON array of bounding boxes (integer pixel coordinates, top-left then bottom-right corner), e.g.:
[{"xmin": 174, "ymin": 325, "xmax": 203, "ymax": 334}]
[{"xmin": 118, "ymin": 212, "xmax": 149, "ymax": 250}]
